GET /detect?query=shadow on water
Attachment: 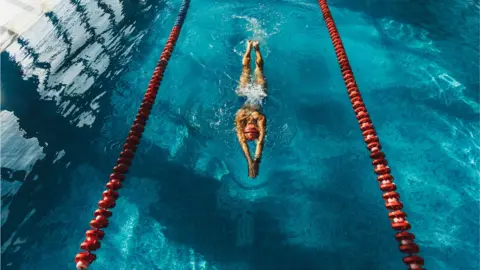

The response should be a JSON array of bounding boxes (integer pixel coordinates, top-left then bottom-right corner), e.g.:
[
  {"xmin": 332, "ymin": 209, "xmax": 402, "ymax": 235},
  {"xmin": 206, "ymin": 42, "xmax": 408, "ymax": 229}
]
[
  {"xmin": 251, "ymin": 151, "xmax": 394, "ymax": 269},
  {"xmin": 293, "ymin": 96, "xmax": 355, "ymax": 136},
  {"xmin": 114, "ymin": 138, "xmax": 397, "ymax": 270},
  {"xmin": 106, "ymin": 141, "xmax": 319, "ymax": 270}
]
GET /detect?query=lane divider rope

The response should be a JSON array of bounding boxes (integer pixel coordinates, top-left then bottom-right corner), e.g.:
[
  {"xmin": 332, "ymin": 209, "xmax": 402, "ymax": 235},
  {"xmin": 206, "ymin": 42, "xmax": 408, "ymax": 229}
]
[
  {"xmin": 316, "ymin": 1, "xmax": 425, "ymax": 269},
  {"xmin": 73, "ymin": 0, "xmax": 191, "ymax": 268}
]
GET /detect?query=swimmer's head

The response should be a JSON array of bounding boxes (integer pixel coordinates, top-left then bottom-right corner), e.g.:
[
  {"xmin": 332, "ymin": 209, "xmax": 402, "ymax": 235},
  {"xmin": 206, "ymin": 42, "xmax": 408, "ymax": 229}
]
[{"xmin": 244, "ymin": 124, "xmax": 259, "ymax": 141}]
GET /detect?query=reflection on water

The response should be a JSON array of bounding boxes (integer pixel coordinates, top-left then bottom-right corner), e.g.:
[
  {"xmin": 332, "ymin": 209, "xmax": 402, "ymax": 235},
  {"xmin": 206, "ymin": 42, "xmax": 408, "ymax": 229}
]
[
  {"xmin": 4, "ymin": 0, "xmax": 158, "ymax": 128},
  {"xmin": 1, "ymin": 0, "xmax": 167, "ymax": 268}
]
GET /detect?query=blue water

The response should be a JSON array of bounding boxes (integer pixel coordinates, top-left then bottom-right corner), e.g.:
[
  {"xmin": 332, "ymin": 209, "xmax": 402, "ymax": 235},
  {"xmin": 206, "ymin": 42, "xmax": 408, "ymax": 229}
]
[{"xmin": 1, "ymin": 0, "xmax": 479, "ymax": 269}]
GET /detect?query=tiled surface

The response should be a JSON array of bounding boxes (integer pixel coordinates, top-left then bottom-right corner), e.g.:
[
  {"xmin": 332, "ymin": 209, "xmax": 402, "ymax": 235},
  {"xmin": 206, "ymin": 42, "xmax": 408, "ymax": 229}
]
[{"xmin": 0, "ymin": 0, "xmax": 61, "ymax": 51}]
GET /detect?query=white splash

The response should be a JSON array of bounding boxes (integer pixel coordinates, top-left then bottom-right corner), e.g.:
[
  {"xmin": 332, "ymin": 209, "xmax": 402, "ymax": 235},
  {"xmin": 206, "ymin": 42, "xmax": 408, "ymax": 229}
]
[{"xmin": 236, "ymin": 83, "xmax": 267, "ymax": 107}]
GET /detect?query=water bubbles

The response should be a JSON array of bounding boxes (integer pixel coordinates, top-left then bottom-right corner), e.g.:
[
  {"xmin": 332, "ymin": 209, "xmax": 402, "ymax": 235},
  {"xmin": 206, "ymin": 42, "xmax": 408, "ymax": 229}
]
[{"xmin": 231, "ymin": 14, "xmax": 281, "ymax": 58}]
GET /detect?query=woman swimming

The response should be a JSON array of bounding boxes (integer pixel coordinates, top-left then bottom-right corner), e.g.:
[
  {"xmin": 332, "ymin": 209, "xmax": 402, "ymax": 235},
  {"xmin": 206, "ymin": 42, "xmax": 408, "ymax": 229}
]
[{"xmin": 234, "ymin": 40, "xmax": 267, "ymax": 178}]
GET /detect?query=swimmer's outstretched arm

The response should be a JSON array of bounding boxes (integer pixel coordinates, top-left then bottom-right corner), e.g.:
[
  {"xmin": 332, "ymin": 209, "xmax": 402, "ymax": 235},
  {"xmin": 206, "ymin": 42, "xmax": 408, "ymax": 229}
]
[
  {"xmin": 237, "ymin": 129, "xmax": 252, "ymax": 163},
  {"xmin": 235, "ymin": 114, "xmax": 253, "ymax": 165},
  {"xmin": 254, "ymin": 114, "xmax": 266, "ymax": 162}
]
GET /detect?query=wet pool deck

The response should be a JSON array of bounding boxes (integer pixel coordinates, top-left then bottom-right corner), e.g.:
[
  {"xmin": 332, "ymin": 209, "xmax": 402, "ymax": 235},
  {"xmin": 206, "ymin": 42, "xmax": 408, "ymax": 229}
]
[{"xmin": 0, "ymin": 0, "xmax": 61, "ymax": 51}]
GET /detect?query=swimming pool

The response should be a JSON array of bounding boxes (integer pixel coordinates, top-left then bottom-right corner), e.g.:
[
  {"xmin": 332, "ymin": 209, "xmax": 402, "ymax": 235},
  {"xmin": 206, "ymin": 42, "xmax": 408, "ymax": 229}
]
[{"xmin": 1, "ymin": 0, "xmax": 479, "ymax": 269}]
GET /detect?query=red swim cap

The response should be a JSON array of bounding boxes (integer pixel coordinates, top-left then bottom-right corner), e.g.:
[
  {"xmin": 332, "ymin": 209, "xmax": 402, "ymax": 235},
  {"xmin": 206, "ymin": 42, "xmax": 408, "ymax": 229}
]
[{"xmin": 244, "ymin": 124, "xmax": 259, "ymax": 141}]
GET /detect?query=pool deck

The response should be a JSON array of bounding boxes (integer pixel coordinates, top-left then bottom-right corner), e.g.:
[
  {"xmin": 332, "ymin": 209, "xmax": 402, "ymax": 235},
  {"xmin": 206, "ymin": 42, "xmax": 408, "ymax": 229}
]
[{"xmin": 0, "ymin": 0, "xmax": 61, "ymax": 51}]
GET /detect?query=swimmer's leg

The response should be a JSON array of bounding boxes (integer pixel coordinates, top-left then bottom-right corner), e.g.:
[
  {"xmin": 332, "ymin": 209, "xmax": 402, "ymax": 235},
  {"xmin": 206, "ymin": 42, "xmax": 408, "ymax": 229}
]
[
  {"xmin": 239, "ymin": 40, "xmax": 253, "ymax": 91},
  {"xmin": 253, "ymin": 41, "xmax": 267, "ymax": 93}
]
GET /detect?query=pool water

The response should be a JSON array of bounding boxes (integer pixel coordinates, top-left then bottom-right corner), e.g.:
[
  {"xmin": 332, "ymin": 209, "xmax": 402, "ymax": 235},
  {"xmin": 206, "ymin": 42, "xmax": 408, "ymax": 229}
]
[{"xmin": 1, "ymin": 0, "xmax": 479, "ymax": 269}]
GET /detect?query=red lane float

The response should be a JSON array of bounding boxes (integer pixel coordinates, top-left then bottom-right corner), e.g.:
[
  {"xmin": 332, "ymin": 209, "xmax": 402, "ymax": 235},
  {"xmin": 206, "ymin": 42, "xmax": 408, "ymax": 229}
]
[
  {"xmin": 316, "ymin": 1, "xmax": 425, "ymax": 269},
  {"xmin": 74, "ymin": 0, "xmax": 191, "ymax": 268}
]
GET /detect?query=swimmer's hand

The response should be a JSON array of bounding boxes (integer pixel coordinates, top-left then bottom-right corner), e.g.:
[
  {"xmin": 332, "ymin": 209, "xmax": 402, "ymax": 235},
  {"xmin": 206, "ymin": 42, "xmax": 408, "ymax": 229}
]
[
  {"xmin": 247, "ymin": 159, "xmax": 255, "ymax": 178},
  {"xmin": 248, "ymin": 158, "xmax": 260, "ymax": 178}
]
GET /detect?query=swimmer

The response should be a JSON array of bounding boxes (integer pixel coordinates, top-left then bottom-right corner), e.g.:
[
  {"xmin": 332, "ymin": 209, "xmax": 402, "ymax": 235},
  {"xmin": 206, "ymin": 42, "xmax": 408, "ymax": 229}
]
[{"xmin": 234, "ymin": 40, "xmax": 267, "ymax": 178}]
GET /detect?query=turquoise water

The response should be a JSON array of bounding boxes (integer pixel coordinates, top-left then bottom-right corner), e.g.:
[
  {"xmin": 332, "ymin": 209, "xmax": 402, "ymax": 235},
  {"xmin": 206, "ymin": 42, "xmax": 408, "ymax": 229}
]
[{"xmin": 1, "ymin": 0, "xmax": 479, "ymax": 269}]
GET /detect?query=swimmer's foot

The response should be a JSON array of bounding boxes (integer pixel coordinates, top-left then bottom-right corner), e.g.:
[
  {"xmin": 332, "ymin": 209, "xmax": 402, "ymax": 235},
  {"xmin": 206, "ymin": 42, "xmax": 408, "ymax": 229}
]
[
  {"xmin": 246, "ymin": 40, "xmax": 253, "ymax": 50},
  {"xmin": 252, "ymin": 41, "xmax": 260, "ymax": 50}
]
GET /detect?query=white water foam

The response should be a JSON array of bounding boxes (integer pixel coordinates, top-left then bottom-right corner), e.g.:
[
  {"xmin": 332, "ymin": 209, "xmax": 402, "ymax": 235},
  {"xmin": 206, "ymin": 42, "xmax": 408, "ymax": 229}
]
[{"xmin": 236, "ymin": 82, "xmax": 267, "ymax": 107}]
